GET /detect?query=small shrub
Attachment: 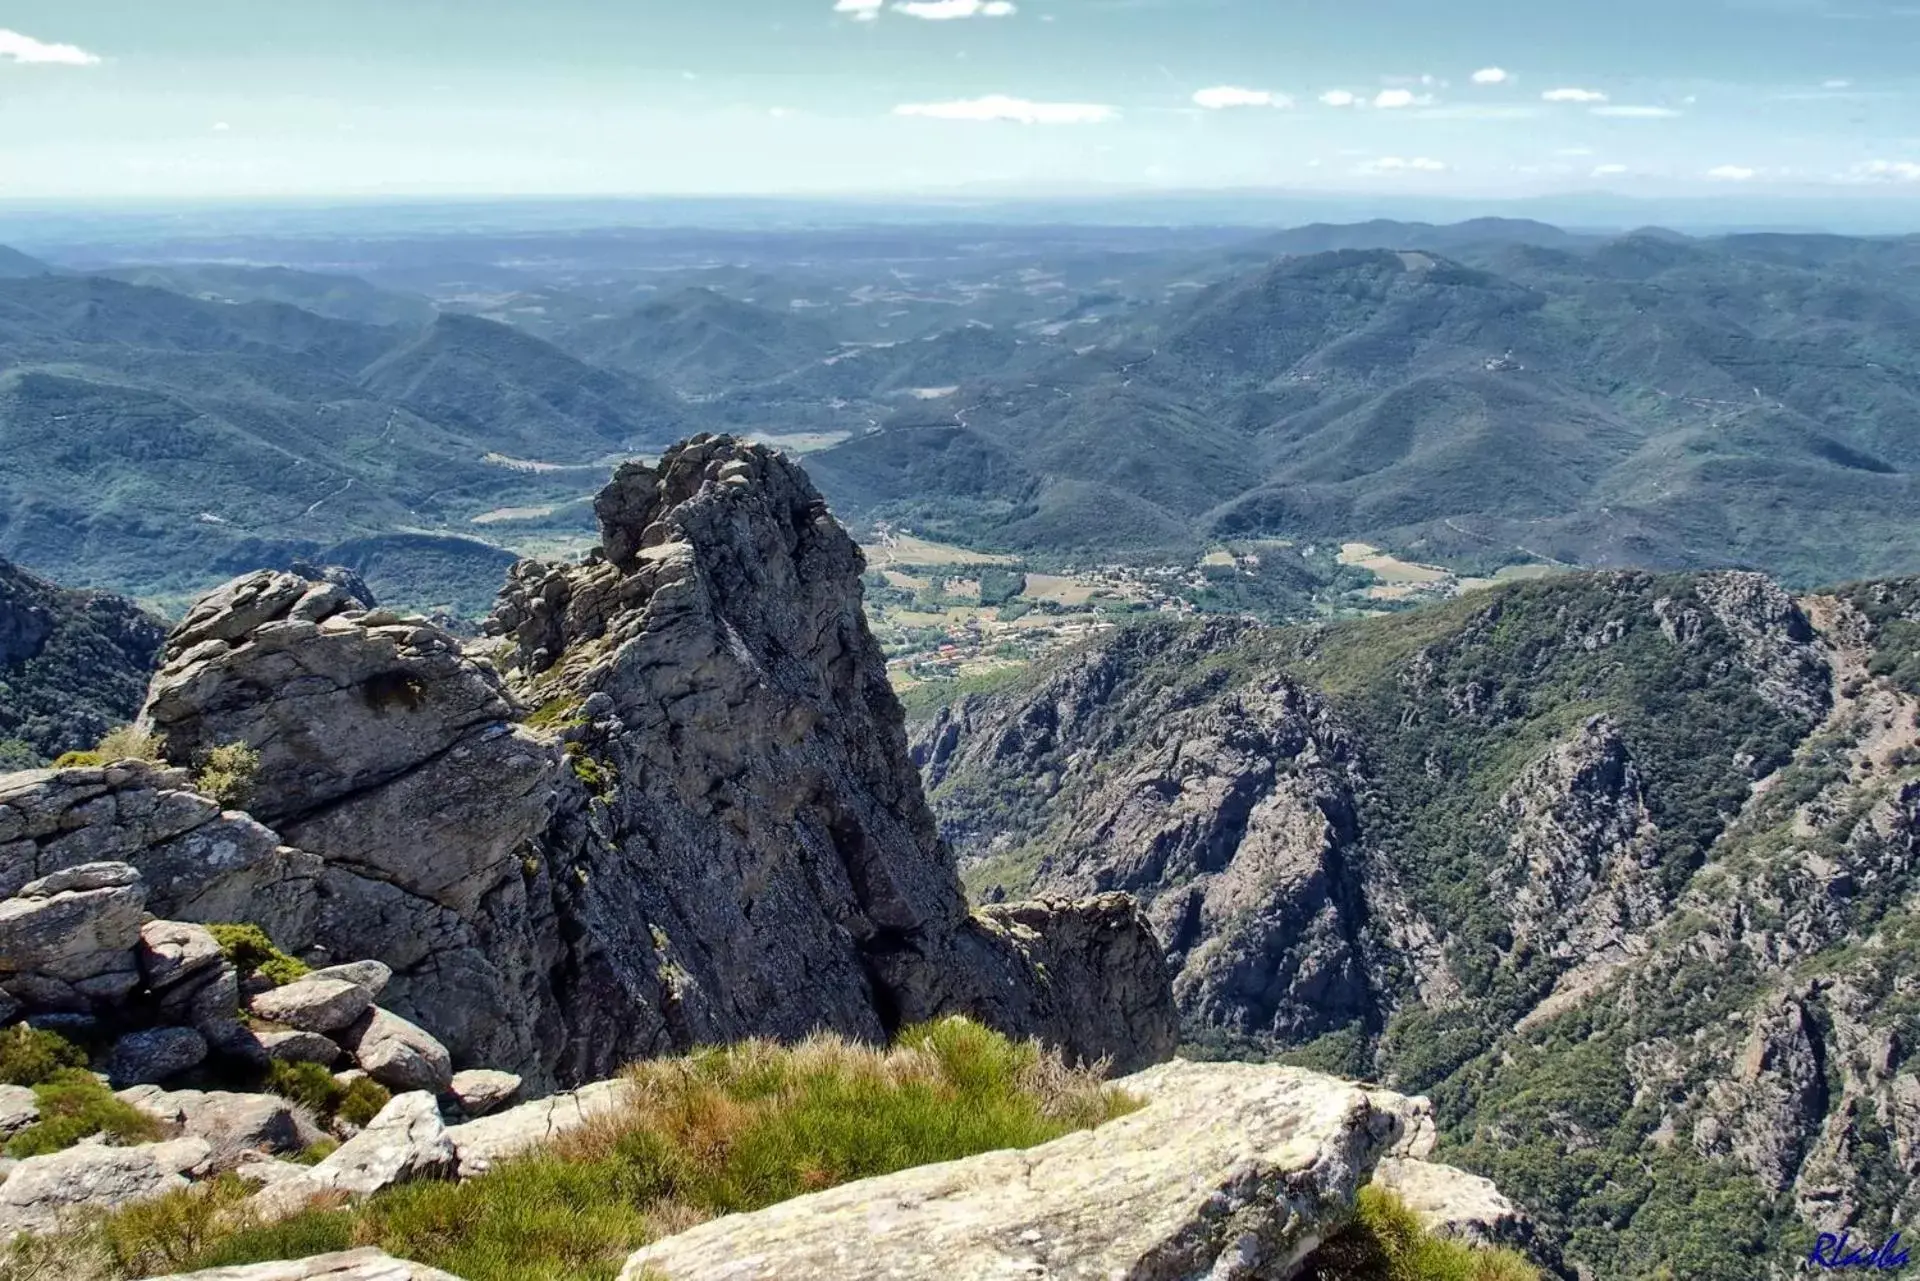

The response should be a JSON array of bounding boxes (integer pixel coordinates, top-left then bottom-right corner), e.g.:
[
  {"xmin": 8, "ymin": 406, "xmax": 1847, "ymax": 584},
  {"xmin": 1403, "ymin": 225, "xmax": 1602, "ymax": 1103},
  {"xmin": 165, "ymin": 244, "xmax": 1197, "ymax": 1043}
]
[
  {"xmin": 264, "ymin": 1060, "xmax": 342, "ymax": 1116},
  {"xmin": 208, "ymin": 923, "xmax": 309, "ymax": 987},
  {"xmin": 0, "ymin": 1024, "xmax": 88, "ymax": 1087},
  {"xmin": 194, "ymin": 742, "xmax": 262, "ymax": 808},
  {"xmin": 336, "ymin": 1078, "xmax": 392, "ymax": 1128},
  {"xmin": 95, "ymin": 724, "xmax": 165, "ymax": 763},
  {"xmin": 6, "ymin": 1069, "xmax": 166, "ymax": 1158},
  {"xmin": 51, "ymin": 750, "xmax": 106, "ymax": 769}
]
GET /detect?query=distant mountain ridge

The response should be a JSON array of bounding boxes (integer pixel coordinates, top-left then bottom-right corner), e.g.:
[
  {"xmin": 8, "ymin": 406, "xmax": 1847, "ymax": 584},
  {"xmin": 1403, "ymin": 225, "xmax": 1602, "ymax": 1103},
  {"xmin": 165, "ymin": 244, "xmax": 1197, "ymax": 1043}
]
[
  {"xmin": 807, "ymin": 231, "xmax": 1920, "ymax": 585},
  {"xmin": 0, "ymin": 272, "xmax": 692, "ymax": 608}
]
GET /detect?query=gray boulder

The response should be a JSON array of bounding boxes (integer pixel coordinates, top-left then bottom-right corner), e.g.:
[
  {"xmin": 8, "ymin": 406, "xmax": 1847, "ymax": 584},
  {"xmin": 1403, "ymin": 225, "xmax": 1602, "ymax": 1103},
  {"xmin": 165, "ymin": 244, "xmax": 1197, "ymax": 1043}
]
[
  {"xmin": 257, "ymin": 1028, "xmax": 343, "ymax": 1066},
  {"xmin": 248, "ymin": 978, "xmax": 374, "ymax": 1033},
  {"xmin": 0, "ymin": 860, "xmax": 146, "ymax": 1012},
  {"xmin": 106, "ymin": 1025, "xmax": 210, "ymax": 1087},
  {"xmin": 343, "ymin": 1007, "xmax": 453, "ymax": 1095},
  {"xmin": 447, "ymin": 1069, "xmax": 521, "ymax": 1117},
  {"xmin": 250, "ymin": 1092, "xmax": 456, "ymax": 1221},
  {"xmin": 445, "ymin": 1078, "xmax": 632, "ymax": 1179},
  {"xmin": 305, "ymin": 960, "xmax": 393, "ymax": 998},
  {"xmin": 0, "ymin": 1136, "xmax": 211, "ymax": 1237},
  {"xmin": 1371, "ymin": 1157, "xmax": 1542, "ymax": 1253},
  {"xmin": 118, "ymin": 1085, "xmax": 319, "ymax": 1157},
  {"xmin": 138, "ymin": 919, "xmax": 225, "ymax": 991},
  {"xmin": 0, "ymin": 1083, "xmax": 38, "ymax": 1137}
]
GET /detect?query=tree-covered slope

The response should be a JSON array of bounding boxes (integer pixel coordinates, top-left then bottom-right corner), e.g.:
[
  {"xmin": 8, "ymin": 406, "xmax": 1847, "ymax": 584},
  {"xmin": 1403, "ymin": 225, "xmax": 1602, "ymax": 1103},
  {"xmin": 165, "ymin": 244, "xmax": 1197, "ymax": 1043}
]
[
  {"xmin": 0, "ymin": 555, "xmax": 164, "ymax": 766},
  {"xmin": 910, "ymin": 570, "xmax": 1920, "ymax": 1278}
]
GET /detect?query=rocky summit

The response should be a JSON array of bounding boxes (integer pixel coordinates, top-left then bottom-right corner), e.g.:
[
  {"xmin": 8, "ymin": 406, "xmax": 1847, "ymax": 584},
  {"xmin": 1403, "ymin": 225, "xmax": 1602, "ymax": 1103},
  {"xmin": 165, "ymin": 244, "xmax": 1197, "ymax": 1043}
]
[{"xmin": 4, "ymin": 435, "xmax": 1174, "ymax": 1095}]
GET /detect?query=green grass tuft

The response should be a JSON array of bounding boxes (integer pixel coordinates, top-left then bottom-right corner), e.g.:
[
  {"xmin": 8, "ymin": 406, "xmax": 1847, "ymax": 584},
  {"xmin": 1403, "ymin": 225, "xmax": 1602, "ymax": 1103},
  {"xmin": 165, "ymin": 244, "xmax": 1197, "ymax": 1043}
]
[
  {"xmin": 1301, "ymin": 1186, "xmax": 1543, "ymax": 1281},
  {"xmin": 207, "ymin": 923, "xmax": 310, "ymax": 987},
  {"xmin": 0, "ymin": 1024, "xmax": 89, "ymax": 1087},
  {"xmin": 5, "ymin": 1069, "xmax": 167, "ymax": 1159}
]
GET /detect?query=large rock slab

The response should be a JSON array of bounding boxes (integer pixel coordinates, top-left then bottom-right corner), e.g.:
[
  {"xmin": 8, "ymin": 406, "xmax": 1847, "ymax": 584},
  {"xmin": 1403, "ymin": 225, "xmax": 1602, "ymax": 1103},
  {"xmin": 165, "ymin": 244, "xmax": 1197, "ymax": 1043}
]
[
  {"xmin": 619, "ymin": 1059, "xmax": 1412, "ymax": 1281},
  {"xmin": 0, "ymin": 860, "xmax": 147, "ymax": 1010},
  {"xmin": 250, "ymin": 1092, "xmax": 456, "ymax": 1220},
  {"xmin": 249, "ymin": 978, "xmax": 374, "ymax": 1034},
  {"xmin": 445, "ymin": 1078, "xmax": 632, "ymax": 1179},
  {"xmin": 1371, "ymin": 1157, "xmax": 1538, "ymax": 1250},
  {"xmin": 0, "ymin": 1136, "xmax": 211, "ymax": 1237},
  {"xmin": 144, "ymin": 1248, "xmax": 467, "ymax": 1280}
]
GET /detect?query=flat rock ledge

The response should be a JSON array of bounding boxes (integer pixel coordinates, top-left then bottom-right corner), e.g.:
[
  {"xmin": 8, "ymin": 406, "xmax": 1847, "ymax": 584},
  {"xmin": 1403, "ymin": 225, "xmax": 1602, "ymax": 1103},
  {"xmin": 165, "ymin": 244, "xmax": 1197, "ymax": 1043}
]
[
  {"xmin": 145, "ymin": 1248, "xmax": 462, "ymax": 1280},
  {"xmin": 619, "ymin": 1058, "xmax": 1413, "ymax": 1281}
]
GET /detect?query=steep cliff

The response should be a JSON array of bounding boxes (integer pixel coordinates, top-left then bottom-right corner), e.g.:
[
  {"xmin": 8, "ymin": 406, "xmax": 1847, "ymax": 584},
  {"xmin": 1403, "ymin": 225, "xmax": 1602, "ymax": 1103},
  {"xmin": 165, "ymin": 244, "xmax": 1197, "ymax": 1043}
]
[
  {"xmin": 4, "ymin": 436, "xmax": 1174, "ymax": 1093},
  {"xmin": 913, "ymin": 570, "xmax": 1920, "ymax": 1279}
]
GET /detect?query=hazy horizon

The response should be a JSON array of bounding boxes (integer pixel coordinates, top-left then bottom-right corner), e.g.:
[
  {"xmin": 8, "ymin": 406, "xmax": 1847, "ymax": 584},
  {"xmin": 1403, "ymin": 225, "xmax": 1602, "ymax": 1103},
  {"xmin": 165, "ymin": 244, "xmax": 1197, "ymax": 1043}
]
[{"xmin": 5, "ymin": 0, "xmax": 1919, "ymax": 209}]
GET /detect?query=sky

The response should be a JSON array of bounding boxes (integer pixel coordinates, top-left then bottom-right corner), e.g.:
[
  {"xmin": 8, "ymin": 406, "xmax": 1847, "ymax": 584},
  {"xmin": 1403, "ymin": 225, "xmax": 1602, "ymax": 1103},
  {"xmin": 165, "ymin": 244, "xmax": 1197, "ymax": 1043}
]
[{"xmin": 2, "ymin": 0, "xmax": 1918, "ymax": 203}]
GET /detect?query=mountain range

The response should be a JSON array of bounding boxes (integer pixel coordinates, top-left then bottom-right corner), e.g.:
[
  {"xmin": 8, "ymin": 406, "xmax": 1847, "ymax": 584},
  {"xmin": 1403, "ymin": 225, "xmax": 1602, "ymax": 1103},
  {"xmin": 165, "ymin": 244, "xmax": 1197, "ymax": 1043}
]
[
  {"xmin": 808, "ymin": 232, "xmax": 1920, "ymax": 585},
  {"xmin": 7, "ymin": 218, "xmax": 1920, "ymax": 615}
]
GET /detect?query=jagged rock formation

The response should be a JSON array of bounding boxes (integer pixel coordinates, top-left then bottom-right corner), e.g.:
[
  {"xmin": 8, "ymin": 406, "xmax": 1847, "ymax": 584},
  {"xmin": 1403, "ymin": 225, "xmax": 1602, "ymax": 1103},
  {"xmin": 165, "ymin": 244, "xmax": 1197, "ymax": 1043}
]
[
  {"xmin": 0, "ymin": 556, "xmax": 164, "ymax": 766},
  {"xmin": 1, "ymin": 435, "xmax": 1173, "ymax": 1096},
  {"xmin": 479, "ymin": 436, "xmax": 1174, "ymax": 1079},
  {"xmin": 911, "ymin": 569, "xmax": 1920, "ymax": 1278}
]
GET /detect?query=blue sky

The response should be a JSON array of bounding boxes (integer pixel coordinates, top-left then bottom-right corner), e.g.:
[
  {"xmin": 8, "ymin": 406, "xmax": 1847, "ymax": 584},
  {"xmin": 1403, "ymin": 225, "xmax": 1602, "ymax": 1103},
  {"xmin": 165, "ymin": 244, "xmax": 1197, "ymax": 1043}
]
[{"xmin": 3, "ymin": 0, "xmax": 1917, "ymax": 201}]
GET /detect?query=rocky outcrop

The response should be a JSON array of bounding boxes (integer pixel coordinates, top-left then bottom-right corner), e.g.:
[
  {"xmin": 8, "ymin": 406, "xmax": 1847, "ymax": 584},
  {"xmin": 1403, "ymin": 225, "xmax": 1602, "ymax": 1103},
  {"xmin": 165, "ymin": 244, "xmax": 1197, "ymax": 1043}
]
[
  {"xmin": 138, "ymin": 572, "xmax": 563, "ymax": 1076},
  {"xmin": 1, "ymin": 435, "xmax": 1174, "ymax": 1091},
  {"xmin": 915, "ymin": 622, "xmax": 1374, "ymax": 1045},
  {"xmin": 1492, "ymin": 716, "xmax": 1664, "ymax": 967},
  {"xmin": 480, "ymin": 436, "xmax": 1172, "ymax": 1078},
  {"xmin": 619, "ymin": 1059, "xmax": 1416, "ymax": 1281},
  {"xmin": 1371, "ymin": 1157, "xmax": 1542, "ymax": 1253}
]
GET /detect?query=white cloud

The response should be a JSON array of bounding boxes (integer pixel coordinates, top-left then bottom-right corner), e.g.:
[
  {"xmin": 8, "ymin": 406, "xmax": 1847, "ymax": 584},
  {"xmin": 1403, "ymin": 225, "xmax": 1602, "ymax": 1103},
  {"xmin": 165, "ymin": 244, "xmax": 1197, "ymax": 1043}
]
[
  {"xmin": 1853, "ymin": 159, "xmax": 1920, "ymax": 182},
  {"xmin": 1556, "ymin": 147, "xmax": 1596, "ymax": 157},
  {"xmin": 1542, "ymin": 87, "xmax": 1608, "ymax": 103},
  {"xmin": 1192, "ymin": 86, "xmax": 1292, "ymax": 110},
  {"xmin": 1358, "ymin": 155, "xmax": 1449, "ymax": 174},
  {"xmin": 0, "ymin": 28, "xmax": 101, "ymax": 66},
  {"xmin": 894, "ymin": 95, "xmax": 1115, "ymax": 124},
  {"xmin": 1823, "ymin": 78, "xmax": 1853, "ymax": 89},
  {"xmin": 892, "ymin": 0, "xmax": 1016, "ymax": 17},
  {"xmin": 1592, "ymin": 163, "xmax": 1630, "ymax": 176},
  {"xmin": 1706, "ymin": 164, "xmax": 1757, "ymax": 181},
  {"xmin": 1471, "ymin": 67, "xmax": 1510, "ymax": 85},
  {"xmin": 834, "ymin": 0, "xmax": 884, "ymax": 19},
  {"xmin": 1374, "ymin": 88, "xmax": 1433, "ymax": 109},
  {"xmin": 211, "ymin": 122, "xmax": 231, "ymax": 132},
  {"xmin": 1319, "ymin": 90, "xmax": 1360, "ymax": 107},
  {"xmin": 1591, "ymin": 105, "xmax": 1681, "ymax": 118}
]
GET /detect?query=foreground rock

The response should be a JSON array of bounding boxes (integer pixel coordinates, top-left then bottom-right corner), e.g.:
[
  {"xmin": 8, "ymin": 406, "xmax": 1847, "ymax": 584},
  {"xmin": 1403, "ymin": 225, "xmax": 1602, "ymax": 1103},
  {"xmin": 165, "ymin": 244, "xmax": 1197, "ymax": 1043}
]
[
  {"xmin": 1372, "ymin": 1156, "xmax": 1542, "ymax": 1253},
  {"xmin": 250, "ymin": 1092, "xmax": 457, "ymax": 1220},
  {"xmin": 147, "ymin": 1249, "xmax": 464, "ymax": 1280},
  {"xmin": 0, "ymin": 1137, "xmax": 210, "ymax": 1237},
  {"xmin": 619, "ymin": 1059, "xmax": 1410, "ymax": 1281}
]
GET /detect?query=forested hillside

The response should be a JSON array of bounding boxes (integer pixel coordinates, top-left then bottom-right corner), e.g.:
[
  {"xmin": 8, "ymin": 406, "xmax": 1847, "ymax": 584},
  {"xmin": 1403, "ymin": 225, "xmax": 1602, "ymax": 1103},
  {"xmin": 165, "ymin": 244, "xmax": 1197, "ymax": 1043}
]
[{"xmin": 911, "ymin": 570, "xmax": 1920, "ymax": 1278}]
